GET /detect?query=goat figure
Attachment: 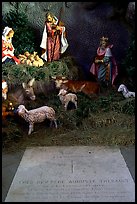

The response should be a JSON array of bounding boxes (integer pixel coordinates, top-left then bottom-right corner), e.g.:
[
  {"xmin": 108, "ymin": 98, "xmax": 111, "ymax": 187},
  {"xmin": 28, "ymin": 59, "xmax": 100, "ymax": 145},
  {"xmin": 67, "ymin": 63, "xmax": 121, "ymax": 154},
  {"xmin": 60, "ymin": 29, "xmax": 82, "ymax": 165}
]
[
  {"xmin": 118, "ymin": 84, "xmax": 135, "ymax": 98},
  {"xmin": 17, "ymin": 105, "xmax": 57, "ymax": 135},
  {"xmin": 58, "ymin": 89, "xmax": 78, "ymax": 110}
]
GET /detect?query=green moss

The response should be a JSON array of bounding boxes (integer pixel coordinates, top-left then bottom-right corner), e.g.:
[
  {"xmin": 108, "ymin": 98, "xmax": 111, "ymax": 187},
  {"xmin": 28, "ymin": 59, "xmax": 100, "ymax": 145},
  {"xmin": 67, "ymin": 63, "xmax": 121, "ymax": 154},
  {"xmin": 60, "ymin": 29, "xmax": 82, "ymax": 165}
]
[{"xmin": 2, "ymin": 59, "xmax": 135, "ymax": 152}]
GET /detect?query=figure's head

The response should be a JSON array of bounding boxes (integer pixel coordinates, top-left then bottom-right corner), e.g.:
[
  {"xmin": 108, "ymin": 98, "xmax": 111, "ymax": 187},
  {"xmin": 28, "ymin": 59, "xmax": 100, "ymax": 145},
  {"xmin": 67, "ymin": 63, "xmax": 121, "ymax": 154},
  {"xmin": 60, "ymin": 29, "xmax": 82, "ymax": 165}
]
[
  {"xmin": 46, "ymin": 12, "xmax": 58, "ymax": 24},
  {"xmin": 118, "ymin": 84, "xmax": 126, "ymax": 92},
  {"xmin": 17, "ymin": 105, "xmax": 27, "ymax": 116},
  {"xmin": 29, "ymin": 54, "xmax": 35, "ymax": 62},
  {"xmin": 34, "ymin": 55, "xmax": 40, "ymax": 61},
  {"xmin": 58, "ymin": 89, "xmax": 67, "ymax": 96},
  {"xmin": 46, "ymin": 12, "xmax": 54, "ymax": 22},
  {"xmin": 24, "ymin": 51, "xmax": 30, "ymax": 57},
  {"xmin": 22, "ymin": 78, "xmax": 36, "ymax": 101},
  {"xmin": 3, "ymin": 26, "xmax": 14, "ymax": 38},
  {"xmin": 100, "ymin": 36, "xmax": 109, "ymax": 48},
  {"xmin": 7, "ymin": 29, "xmax": 14, "ymax": 38}
]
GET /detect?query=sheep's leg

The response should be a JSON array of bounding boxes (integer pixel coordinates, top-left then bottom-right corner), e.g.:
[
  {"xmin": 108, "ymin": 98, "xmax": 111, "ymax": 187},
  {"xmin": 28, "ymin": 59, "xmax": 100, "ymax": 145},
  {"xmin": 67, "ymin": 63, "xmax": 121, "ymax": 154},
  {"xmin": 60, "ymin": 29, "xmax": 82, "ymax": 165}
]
[
  {"xmin": 74, "ymin": 101, "xmax": 77, "ymax": 109},
  {"xmin": 49, "ymin": 120, "xmax": 53, "ymax": 128},
  {"xmin": 50, "ymin": 119, "xmax": 57, "ymax": 128},
  {"xmin": 64, "ymin": 102, "xmax": 68, "ymax": 111},
  {"xmin": 28, "ymin": 123, "xmax": 34, "ymax": 135},
  {"xmin": 54, "ymin": 119, "xmax": 57, "ymax": 128}
]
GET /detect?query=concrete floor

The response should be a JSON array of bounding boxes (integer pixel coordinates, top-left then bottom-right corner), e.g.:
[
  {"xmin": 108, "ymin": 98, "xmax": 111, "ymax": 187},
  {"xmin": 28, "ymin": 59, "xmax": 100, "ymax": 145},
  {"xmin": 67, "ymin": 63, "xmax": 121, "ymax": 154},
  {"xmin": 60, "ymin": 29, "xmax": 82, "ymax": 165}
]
[{"xmin": 2, "ymin": 145, "xmax": 135, "ymax": 202}]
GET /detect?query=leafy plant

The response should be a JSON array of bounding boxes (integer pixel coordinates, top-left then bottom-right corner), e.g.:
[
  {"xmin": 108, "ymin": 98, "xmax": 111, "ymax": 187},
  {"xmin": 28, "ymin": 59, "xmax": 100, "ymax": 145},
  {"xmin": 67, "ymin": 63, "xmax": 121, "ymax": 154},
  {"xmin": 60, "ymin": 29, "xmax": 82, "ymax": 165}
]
[
  {"xmin": 3, "ymin": 6, "xmax": 36, "ymax": 56},
  {"xmin": 2, "ymin": 56, "xmax": 79, "ymax": 85}
]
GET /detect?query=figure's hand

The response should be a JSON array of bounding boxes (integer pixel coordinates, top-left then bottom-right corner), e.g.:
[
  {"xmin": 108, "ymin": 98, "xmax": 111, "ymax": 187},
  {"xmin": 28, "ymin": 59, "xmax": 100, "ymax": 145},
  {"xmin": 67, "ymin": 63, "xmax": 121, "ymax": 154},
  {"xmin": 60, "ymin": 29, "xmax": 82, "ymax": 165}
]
[
  {"xmin": 5, "ymin": 42, "xmax": 10, "ymax": 48},
  {"xmin": 6, "ymin": 43, "xmax": 12, "ymax": 49},
  {"xmin": 56, "ymin": 26, "xmax": 62, "ymax": 34},
  {"xmin": 56, "ymin": 26, "xmax": 60, "ymax": 30},
  {"xmin": 95, "ymin": 59, "xmax": 103, "ymax": 63},
  {"xmin": 8, "ymin": 43, "xmax": 12, "ymax": 48},
  {"xmin": 54, "ymin": 29, "xmax": 61, "ymax": 35}
]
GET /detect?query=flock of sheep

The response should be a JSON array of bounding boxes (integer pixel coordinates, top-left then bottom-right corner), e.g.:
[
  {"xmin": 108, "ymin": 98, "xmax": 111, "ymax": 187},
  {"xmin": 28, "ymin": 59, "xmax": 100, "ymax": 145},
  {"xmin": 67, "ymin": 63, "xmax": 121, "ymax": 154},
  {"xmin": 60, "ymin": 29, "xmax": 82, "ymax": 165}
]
[
  {"xmin": 17, "ymin": 87, "xmax": 77, "ymax": 135},
  {"xmin": 2, "ymin": 78, "xmax": 135, "ymax": 135},
  {"xmin": 2, "ymin": 78, "xmax": 78, "ymax": 135}
]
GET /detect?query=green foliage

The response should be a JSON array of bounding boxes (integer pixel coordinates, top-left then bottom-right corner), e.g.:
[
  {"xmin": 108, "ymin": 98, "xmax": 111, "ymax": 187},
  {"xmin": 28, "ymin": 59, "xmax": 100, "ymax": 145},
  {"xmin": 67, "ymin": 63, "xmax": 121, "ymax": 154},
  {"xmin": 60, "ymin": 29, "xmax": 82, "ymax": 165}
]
[
  {"xmin": 46, "ymin": 61, "xmax": 70, "ymax": 78},
  {"xmin": 2, "ymin": 56, "xmax": 79, "ymax": 85},
  {"xmin": 112, "ymin": 99, "xmax": 135, "ymax": 115},
  {"xmin": 3, "ymin": 9, "xmax": 36, "ymax": 56},
  {"xmin": 75, "ymin": 92, "xmax": 135, "ymax": 118},
  {"xmin": 3, "ymin": 60, "xmax": 134, "ymax": 116}
]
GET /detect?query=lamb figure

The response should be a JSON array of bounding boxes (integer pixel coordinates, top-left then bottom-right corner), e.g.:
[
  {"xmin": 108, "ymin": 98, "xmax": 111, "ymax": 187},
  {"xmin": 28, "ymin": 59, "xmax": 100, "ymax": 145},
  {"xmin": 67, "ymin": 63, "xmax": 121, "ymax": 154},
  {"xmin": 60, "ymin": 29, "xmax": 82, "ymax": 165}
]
[
  {"xmin": 17, "ymin": 105, "xmax": 57, "ymax": 135},
  {"xmin": 118, "ymin": 84, "xmax": 135, "ymax": 98},
  {"xmin": 58, "ymin": 89, "xmax": 78, "ymax": 110}
]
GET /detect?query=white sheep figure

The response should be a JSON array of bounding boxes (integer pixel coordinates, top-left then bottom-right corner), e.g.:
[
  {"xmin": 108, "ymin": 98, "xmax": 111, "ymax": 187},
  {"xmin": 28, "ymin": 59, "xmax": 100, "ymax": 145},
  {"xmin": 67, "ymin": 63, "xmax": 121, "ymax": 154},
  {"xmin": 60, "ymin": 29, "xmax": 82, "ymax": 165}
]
[
  {"xmin": 17, "ymin": 105, "xmax": 57, "ymax": 135},
  {"xmin": 58, "ymin": 89, "xmax": 78, "ymax": 110},
  {"xmin": 118, "ymin": 84, "xmax": 135, "ymax": 98}
]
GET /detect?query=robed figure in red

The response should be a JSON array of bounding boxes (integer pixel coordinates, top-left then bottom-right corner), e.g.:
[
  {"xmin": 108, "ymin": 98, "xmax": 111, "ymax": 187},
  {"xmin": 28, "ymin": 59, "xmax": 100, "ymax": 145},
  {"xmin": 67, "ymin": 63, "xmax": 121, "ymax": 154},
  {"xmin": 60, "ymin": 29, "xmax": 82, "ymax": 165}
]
[
  {"xmin": 40, "ymin": 12, "xmax": 68, "ymax": 62},
  {"xmin": 2, "ymin": 26, "xmax": 20, "ymax": 64}
]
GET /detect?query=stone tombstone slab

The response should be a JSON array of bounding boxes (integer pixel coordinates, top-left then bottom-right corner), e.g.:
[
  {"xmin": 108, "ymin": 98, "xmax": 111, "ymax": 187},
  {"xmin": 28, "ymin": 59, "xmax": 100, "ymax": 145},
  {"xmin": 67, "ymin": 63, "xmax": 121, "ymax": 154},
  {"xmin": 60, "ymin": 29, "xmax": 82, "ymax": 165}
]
[{"xmin": 5, "ymin": 146, "xmax": 135, "ymax": 202}]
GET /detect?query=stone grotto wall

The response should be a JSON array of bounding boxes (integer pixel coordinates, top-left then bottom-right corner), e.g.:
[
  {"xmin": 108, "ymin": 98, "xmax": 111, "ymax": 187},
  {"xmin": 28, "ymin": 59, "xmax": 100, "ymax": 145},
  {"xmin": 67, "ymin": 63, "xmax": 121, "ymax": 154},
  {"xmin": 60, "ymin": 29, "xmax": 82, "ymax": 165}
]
[{"xmin": 2, "ymin": 2, "xmax": 135, "ymax": 79}]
